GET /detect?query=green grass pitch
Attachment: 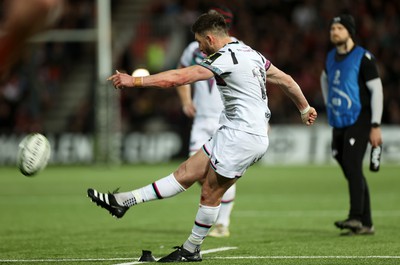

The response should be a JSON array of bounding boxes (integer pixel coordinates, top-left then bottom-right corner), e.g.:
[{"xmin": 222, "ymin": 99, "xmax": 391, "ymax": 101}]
[{"xmin": 0, "ymin": 163, "xmax": 399, "ymax": 265}]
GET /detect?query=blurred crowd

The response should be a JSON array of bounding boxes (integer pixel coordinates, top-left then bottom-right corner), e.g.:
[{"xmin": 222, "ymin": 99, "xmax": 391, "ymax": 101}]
[
  {"xmin": 0, "ymin": 0, "xmax": 94, "ymax": 133},
  {"xmin": 121, "ymin": 0, "xmax": 399, "ymax": 129},
  {"xmin": 1, "ymin": 0, "xmax": 399, "ymax": 135}
]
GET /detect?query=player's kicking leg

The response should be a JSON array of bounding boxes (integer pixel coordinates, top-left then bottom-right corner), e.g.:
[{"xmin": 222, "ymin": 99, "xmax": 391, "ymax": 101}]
[
  {"xmin": 87, "ymin": 173, "xmax": 186, "ymax": 218},
  {"xmin": 87, "ymin": 150, "xmax": 209, "ymax": 218},
  {"xmin": 87, "ymin": 188, "xmax": 129, "ymax": 218}
]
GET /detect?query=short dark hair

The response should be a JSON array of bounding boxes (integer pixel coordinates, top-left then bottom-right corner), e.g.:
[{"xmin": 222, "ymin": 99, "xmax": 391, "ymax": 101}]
[
  {"xmin": 191, "ymin": 13, "xmax": 229, "ymax": 36},
  {"xmin": 208, "ymin": 5, "xmax": 234, "ymax": 29}
]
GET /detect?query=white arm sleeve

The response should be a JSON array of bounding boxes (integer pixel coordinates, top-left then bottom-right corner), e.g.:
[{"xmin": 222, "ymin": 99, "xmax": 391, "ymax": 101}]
[
  {"xmin": 320, "ymin": 71, "xmax": 329, "ymax": 105},
  {"xmin": 366, "ymin": 77, "xmax": 384, "ymax": 124}
]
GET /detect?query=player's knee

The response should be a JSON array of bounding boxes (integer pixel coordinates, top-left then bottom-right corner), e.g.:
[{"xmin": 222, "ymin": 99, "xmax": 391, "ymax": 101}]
[{"xmin": 174, "ymin": 162, "xmax": 202, "ymax": 188}]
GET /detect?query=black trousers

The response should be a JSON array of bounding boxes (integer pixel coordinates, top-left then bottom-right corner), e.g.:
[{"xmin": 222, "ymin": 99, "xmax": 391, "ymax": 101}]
[{"xmin": 332, "ymin": 118, "xmax": 372, "ymax": 227}]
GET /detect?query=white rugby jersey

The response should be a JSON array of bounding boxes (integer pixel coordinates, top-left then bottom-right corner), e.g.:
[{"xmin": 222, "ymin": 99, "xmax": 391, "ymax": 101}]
[
  {"xmin": 199, "ymin": 41, "xmax": 271, "ymax": 136},
  {"xmin": 179, "ymin": 41, "xmax": 225, "ymax": 118}
]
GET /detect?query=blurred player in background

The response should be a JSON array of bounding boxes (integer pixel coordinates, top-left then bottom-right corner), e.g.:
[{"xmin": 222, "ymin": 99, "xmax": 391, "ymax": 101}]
[
  {"xmin": 90, "ymin": 12, "xmax": 317, "ymax": 262},
  {"xmin": 0, "ymin": 0, "xmax": 63, "ymax": 79},
  {"xmin": 176, "ymin": 6, "xmax": 236, "ymax": 238},
  {"xmin": 320, "ymin": 14, "xmax": 383, "ymax": 236}
]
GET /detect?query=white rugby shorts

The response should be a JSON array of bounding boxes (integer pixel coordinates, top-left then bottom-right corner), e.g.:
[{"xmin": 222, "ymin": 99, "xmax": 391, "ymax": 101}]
[
  {"xmin": 189, "ymin": 116, "xmax": 220, "ymax": 156},
  {"xmin": 202, "ymin": 126, "xmax": 269, "ymax": 179}
]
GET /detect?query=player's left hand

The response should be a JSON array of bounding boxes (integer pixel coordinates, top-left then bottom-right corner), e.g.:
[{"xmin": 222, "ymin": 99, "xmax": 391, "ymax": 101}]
[
  {"xmin": 107, "ymin": 71, "xmax": 134, "ymax": 89},
  {"xmin": 301, "ymin": 107, "xmax": 317, "ymax": 126},
  {"xmin": 369, "ymin": 127, "xmax": 383, "ymax": 147}
]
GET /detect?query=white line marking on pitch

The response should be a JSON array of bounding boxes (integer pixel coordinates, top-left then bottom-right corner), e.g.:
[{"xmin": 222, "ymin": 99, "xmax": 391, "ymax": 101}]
[
  {"xmin": 2, "ymin": 253, "xmax": 400, "ymax": 263},
  {"xmin": 111, "ymin": 261, "xmax": 142, "ymax": 265},
  {"xmin": 112, "ymin": 247, "xmax": 238, "ymax": 265},
  {"xmin": 201, "ymin": 246, "xmax": 238, "ymax": 254},
  {"xmin": 0, "ymin": 258, "xmax": 134, "ymax": 263},
  {"xmin": 211, "ymin": 255, "xmax": 400, "ymax": 259}
]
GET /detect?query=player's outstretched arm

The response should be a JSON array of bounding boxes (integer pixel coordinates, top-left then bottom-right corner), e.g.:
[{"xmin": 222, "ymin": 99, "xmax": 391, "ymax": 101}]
[
  {"xmin": 266, "ymin": 64, "xmax": 317, "ymax": 125},
  {"xmin": 108, "ymin": 65, "xmax": 214, "ymax": 90}
]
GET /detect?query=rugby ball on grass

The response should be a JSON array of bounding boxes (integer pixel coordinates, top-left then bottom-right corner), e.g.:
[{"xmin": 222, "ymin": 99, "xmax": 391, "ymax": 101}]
[{"xmin": 17, "ymin": 133, "xmax": 51, "ymax": 177}]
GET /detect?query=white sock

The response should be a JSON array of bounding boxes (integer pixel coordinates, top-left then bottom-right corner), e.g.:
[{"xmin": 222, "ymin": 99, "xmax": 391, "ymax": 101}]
[
  {"xmin": 183, "ymin": 204, "xmax": 220, "ymax": 252},
  {"xmin": 215, "ymin": 183, "xmax": 236, "ymax": 227},
  {"xmin": 114, "ymin": 173, "xmax": 186, "ymax": 207}
]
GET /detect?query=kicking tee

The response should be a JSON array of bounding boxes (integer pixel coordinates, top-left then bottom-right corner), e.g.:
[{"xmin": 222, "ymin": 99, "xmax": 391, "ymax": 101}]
[{"xmin": 199, "ymin": 41, "xmax": 271, "ymax": 137}]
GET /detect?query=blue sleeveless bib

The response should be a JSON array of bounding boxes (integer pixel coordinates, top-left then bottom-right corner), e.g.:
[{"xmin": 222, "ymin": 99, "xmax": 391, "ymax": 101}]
[{"xmin": 325, "ymin": 46, "xmax": 365, "ymax": 128}]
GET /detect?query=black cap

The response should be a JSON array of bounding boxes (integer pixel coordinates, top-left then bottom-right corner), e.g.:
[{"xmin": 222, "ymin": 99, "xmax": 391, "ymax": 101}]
[{"xmin": 331, "ymin": 14, "xmax": 356, "ymax": 37}]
